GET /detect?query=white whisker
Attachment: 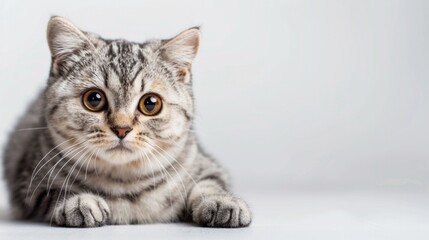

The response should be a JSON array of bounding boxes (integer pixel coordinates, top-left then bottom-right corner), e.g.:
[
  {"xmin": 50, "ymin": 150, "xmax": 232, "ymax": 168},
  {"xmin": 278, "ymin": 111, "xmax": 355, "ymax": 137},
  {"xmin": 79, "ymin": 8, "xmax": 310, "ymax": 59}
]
[
  {"xmin": 146, "ymin": 138, "xmax": 200, "ymax": 187},
  {"xmin": 140, "ymin": 151, "xmax": 156, "ymax": 193},
  {"xmin": 64, "ymin": 149, "xmax": 90, "ymax": 200},
  {"xmin": 143, "ymin": 149, "xmax": 173, "ymax": 204},
  {"xmin": 27, "ymin": 137, "xmax": 77, "ymax": 199},
  {"xmin": 28, "ymin": 142, "xmax": 86, "ymax": 203},
  {"xmin": 145, "ymin": 143, "xmax": 187, "ymax": 208},
  {"xmin": 28, "ymin": 136, "xmax": 86, "ymax": 191},
  {"xmin": 47, "ymin": 145, "xmax": 88, "ymax": 193},
  {"xmin": 14, "ymin": 126, "xmax": 50, "ymax": 132},
  {"xmin": 84, "ymin": 149, "xmax": 98, "ymax": 180},
  {"xmin": 145, "ymin": 137, "xmax": 205, "ymax": 203},
  {"xmin": 48, "ymin": 145, "xmax": 89, "ymax": 225}
]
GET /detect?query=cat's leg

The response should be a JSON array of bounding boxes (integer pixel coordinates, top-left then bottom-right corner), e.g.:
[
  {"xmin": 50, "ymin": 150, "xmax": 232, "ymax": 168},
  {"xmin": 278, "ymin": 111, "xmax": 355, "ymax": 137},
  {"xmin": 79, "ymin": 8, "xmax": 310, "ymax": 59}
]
[
  {"xmin": 52, "ymin": 193, "xmax": 110, "ymax": 227},
  {"xmin": 187, "ymin": 176, "xmax": 252, "ymax": 228}
]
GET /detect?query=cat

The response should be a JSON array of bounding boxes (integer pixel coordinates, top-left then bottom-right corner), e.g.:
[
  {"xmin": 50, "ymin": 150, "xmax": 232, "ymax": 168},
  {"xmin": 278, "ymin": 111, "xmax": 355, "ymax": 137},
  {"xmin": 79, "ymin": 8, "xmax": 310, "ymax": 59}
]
[{"xmin": 3, "ymin": 16, "xmax": 252, "ymax": 228}]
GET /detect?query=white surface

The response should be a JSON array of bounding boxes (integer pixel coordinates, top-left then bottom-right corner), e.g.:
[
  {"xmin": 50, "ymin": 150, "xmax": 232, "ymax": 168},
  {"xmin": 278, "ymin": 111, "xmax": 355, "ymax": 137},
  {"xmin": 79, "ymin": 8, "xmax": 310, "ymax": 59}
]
[{"xmin": 1, "ymin": 191, "xmax": 429, "ymax": 240}]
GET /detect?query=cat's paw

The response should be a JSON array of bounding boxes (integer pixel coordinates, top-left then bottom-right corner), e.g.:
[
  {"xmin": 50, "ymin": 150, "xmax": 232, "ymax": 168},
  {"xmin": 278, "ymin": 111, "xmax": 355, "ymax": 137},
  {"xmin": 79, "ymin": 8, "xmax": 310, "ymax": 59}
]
[
  {"xmin": 53, "ymin": 193, "xmax": 110, "ymax": 227},
  {"xmin": 192, "ymin": 195, "xmax": 252, "ymax": 228}
]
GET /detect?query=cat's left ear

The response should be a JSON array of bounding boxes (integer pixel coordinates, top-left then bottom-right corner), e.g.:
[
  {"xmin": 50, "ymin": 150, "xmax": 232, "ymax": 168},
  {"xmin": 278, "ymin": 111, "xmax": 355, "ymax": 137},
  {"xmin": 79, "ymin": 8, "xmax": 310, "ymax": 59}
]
[
  {"xmin": 159, "ymin": 27, "xmax": 200, "ymax": 69},
  {"xmin": 47, "ymin": 16, "xmax": 95, "ymax": 73}
]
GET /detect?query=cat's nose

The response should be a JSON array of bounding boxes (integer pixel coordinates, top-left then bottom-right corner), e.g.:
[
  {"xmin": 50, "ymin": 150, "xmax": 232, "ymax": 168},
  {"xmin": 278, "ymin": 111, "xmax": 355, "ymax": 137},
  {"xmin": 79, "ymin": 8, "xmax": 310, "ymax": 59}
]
[{"xmin": 111, "ymin": 126, "xmax": 132, "ymax": 139}]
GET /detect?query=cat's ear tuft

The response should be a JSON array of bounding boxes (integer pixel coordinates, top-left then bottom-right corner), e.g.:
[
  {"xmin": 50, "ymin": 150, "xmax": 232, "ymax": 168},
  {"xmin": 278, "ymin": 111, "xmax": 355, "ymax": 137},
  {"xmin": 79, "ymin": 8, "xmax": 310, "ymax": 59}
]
[
  {"xmin": 159, "ymin": 27, "xmax": 200, "ymax": 68},
  {"xmin": 47, "ymin": 16, "xmax": 94, "ymax": 62}
]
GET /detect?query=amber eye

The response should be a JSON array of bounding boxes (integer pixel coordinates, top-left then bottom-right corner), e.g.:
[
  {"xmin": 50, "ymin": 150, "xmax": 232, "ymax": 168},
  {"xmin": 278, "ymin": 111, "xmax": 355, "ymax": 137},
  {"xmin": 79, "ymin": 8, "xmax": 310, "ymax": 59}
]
[
  {"xmin": 139, "ymin": 93, "xmax": 162, "ymax": 116},
  {"xmin": 82, "ymin": 89, "xmax": 107, "ymax": 112}
]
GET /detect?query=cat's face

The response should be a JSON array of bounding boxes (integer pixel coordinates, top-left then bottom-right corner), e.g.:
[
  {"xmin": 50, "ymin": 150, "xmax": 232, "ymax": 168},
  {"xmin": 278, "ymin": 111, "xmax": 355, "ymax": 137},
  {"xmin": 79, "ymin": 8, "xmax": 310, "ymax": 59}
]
[{"xmin": 44, "ymin": 17, "xmax": 199, "ymax": 165}]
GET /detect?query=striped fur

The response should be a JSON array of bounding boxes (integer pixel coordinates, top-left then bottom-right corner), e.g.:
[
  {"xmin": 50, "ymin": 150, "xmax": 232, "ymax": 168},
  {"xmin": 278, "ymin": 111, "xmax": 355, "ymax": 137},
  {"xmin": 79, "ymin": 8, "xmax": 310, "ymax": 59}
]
[{"xmin": 3, "ymin": 16, "xmax": 251, "ymax": 227}]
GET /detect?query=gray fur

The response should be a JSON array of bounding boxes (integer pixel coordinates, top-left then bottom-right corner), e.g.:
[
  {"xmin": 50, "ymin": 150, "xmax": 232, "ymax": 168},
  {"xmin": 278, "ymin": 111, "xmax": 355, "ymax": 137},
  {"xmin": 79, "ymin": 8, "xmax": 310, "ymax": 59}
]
[{"xmin": 3, "ymin": 16, "xmax": 251, "ymax": 228}]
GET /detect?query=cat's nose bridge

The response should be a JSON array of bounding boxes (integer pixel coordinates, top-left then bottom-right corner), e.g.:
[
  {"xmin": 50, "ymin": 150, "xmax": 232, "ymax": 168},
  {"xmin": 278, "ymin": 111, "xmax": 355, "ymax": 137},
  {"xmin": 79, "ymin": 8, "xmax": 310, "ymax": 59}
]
[{"xmin": 108, "ymin": 111, "xmax": 133, "ymax": 128}]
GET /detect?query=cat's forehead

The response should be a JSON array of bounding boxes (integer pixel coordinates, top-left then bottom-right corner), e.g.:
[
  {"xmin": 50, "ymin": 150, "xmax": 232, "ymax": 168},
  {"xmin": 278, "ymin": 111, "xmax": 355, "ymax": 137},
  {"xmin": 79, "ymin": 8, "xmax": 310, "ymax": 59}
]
[
  {"xmin": 99, "ymin": 40, "xmax": 145, "ymax": 82},
  {"xmin": 96, "ymin": 40, "xmax": 170, "ymax": 84}
]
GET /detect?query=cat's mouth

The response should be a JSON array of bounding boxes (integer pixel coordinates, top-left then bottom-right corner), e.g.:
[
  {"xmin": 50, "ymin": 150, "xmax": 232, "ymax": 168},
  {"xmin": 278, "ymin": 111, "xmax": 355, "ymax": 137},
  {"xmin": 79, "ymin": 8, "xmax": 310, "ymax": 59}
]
[{"xmin": 106, "ymin": 143, "xmax": 132, "ymax": 152}]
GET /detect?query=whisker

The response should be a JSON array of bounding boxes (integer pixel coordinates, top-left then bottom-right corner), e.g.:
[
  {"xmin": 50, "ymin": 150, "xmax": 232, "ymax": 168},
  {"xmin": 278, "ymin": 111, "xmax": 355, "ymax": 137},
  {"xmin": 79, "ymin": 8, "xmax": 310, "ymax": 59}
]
[
  {"xmin": 142, "ymin": 151, "xmax": 157, "ymax": 194},
  {"xmin": 45, "ymin": 142, "xmax": 87, "ymax": 190},
  {"xmin": 64, "ymin": 149, "xmax": 90, "ymax": 200},
  {"xmin": 14, "ymin": 126, "xmax": 50, "ymax": 132},
  {"xmin": 145, "ymin": 137, "xmax": 205, "ymax": 203},
  {"xmin": 84, "ymin": 149, "xmax": 98, "ymax": 180},
  {"xmin": 145, "ymin": 143, "xmax": 187, "ymax": 208},
  {"xmin": 29, "ymin": 136, "xmax": 86, "ymax": 188},
  {"xmin": 48, "ymin": 145, "xmax": 88, "ymax": 225},
  {"xmin": 146, "ymin": 138, "xmax": 200, "ymax": 187},
  {"xmin": 47, "ymin": 145, "xmax": 87, "ymax": 193},
  {"xmin": 27, "ymin": 137, "xmax": 77, "ymax": 199},
  {"xmin": 93, "ymin": 149, "xmax": 100, "ymax": 177},
  {"xmin": 144, "ymin": 149, "xmax": 175, "ymax": 209},
  {"xmin": 27, "ymin": 142, "xmax": 85, "ymax": 203}
]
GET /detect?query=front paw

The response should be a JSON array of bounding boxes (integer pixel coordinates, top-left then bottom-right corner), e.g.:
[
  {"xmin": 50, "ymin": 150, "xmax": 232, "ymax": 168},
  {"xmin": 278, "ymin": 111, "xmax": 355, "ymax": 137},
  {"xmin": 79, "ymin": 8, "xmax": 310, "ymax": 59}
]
[
  {"xmin": 53, "ymin": 193, "xmax": 110, "ymax": 227},
  {"xmin": 192, "ymin": 195, "xmax": 252, "ymax": 228}
]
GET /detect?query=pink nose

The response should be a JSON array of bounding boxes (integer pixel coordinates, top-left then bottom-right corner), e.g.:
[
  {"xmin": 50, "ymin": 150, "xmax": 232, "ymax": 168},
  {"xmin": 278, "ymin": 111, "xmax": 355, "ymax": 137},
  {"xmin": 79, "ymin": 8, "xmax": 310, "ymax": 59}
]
[{"xmin": 111, "ymin": 126, "xmax": 132, "ymax": 139}]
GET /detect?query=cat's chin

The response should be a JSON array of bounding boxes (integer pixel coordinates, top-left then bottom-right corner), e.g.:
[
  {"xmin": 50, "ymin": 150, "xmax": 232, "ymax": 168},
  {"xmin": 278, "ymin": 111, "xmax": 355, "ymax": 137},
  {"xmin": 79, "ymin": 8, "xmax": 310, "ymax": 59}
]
[
  {"xmin": 96, "ymin": 147, "xmax": 146, "ymax": 166},
  {"xmin": 106, "ymin": 144, "xmax": 132, "ymax": 153}
]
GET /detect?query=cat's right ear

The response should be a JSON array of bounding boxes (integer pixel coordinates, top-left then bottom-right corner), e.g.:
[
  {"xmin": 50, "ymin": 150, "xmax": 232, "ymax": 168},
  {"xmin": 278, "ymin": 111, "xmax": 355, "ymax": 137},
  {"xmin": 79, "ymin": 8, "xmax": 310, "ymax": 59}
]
[{"xmin": 47, "ymin": 16, "xmax": 94, "ymax": 72}]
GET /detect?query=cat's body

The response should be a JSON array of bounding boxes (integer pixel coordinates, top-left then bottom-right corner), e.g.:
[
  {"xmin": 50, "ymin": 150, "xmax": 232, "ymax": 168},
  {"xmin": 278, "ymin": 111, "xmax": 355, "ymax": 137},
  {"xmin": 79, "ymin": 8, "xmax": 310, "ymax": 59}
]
[{"xmin": 3, "ymin": 17, "xmax": 251, "ymax": 227}]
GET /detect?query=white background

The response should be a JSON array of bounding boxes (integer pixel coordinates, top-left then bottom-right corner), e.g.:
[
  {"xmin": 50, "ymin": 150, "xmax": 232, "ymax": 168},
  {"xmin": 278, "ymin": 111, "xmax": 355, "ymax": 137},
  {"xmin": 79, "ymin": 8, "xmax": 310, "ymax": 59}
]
[{"xmin": 1, "ymin": 0, "xmax": 429, "ymax": 239}]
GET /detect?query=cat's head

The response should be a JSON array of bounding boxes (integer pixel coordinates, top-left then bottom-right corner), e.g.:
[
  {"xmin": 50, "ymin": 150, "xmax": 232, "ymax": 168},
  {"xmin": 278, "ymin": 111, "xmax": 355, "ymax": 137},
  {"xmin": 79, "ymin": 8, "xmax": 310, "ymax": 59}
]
[{"xmin": 44, "ymin": 16, "xmax": 199, "ymax": 165}]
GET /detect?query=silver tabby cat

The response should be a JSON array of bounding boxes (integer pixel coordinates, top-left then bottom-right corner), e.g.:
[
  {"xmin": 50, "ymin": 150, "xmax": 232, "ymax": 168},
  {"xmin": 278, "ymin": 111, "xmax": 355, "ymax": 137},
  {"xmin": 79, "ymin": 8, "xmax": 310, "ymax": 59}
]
[{"xmin": 3, "ymin": 16, "xmax": 251, "ymax": 228}]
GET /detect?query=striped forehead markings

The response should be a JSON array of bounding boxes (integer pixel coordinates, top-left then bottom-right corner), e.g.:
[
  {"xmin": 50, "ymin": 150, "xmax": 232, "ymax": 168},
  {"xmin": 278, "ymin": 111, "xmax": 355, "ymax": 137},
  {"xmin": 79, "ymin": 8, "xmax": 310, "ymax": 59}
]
[
  {"xmin": 104, "ymin": 42, "xmax": 145, "ymax": 83},
  {"xmin": 101, "ymin": 41, "xmax": 148, "ymax": 92}
]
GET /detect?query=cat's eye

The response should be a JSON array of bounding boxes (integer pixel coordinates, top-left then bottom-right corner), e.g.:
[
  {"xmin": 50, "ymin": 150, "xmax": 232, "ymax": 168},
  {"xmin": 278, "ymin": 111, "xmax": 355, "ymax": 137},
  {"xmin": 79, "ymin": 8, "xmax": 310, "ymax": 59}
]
[
  {"xmin": 139, "ymin": 93, "xmax": 162, "ymax": 116},
  {"xmin": 82, "ymin": 89, "xmax": 107, "ymax": 112}
]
